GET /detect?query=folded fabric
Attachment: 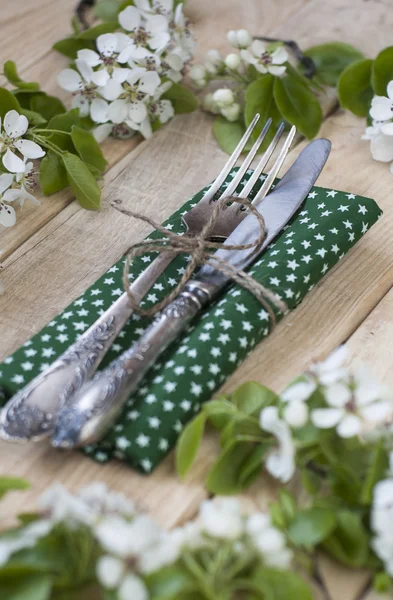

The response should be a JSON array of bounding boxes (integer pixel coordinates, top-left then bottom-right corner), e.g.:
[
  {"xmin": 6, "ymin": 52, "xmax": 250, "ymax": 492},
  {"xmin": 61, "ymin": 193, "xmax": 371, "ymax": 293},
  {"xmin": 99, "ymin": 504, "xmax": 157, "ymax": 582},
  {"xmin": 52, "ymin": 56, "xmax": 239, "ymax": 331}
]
[{"xmin": 0, "ymin": 169, "xmax": 382, "ymax": 473}]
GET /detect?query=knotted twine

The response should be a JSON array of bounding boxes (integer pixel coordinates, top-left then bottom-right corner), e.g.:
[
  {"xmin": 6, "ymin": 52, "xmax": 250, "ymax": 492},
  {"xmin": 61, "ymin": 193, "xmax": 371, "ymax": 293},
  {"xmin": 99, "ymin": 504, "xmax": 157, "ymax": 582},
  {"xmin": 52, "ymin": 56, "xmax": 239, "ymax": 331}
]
[{"xmin": 111, "ymin": 196, "xmax": 288, "ymax": 325}]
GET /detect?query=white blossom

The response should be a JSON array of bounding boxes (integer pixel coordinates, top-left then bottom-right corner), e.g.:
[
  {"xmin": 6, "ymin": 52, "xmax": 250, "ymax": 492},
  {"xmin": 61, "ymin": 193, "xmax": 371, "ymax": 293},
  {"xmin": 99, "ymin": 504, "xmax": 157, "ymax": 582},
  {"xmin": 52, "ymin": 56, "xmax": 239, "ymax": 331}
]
[
  {"xmin": 3, "ymin": 161, "xmax": 40, "ymax": 208},
  {"xmin": 57, "ymin": 59, "xmax": 110, "ymax": 120},
  {"xmin": 199, "ymin": 498, "xmax": 244, "ymax": 540},
  {"xmin": 240, "ymin": 40, "xmax": 288, "ymax": 76},
  {"xmin": 204, "ymin": 49, "xmax": 222, "ymax": 74},
  {"xmin": 107, "ymin": 68, "xmax": 161, "ymax": 125},
  {"xmin": 119, "ymin": 6, "xmax": 170, "ymax": 52},
  {"xmin": 225, "ymin": 53, "xmax": 241, "ymax": 70},
  {"xmin": 311, "ymin": 366, "xmax": 392, "ymax": 438},
  {"xmin": 96, "ymin": 514, "xmax": 162, "ymax": 560},
  {"xmin": 309, "ymin": 345, "xmax": 349, "ymax": 386},
  {"xmin": 213, "ymin": 88, "xmax": 235, "ymax": 108},
  {"xmin": 170, "ymin": 3, "xmax": 195, "ymax": 60},
  {"xmin": 78, "ymin": 33, "xmax": 131, "ymax": 83},
  {"xmin": 97, "ymin": 555, "xmax": 125, "ymax": 589},
  {"xmin": 227, "ymin": 29, "xmax": 253, "ymax": 49},
  {"xmin": 370, "ymin": 82, "xmax": 393, "ymax": 122},
  {"xmin": 260, "ymin": 406, "xmax": 296, "ymax": 482},
  {"xmin": 246, "ymin": 513, "xmax": 293, "ymax": 569},
  {"xmin": 0, "ymin": 110, "xmax": 45, "ymax": 173}
]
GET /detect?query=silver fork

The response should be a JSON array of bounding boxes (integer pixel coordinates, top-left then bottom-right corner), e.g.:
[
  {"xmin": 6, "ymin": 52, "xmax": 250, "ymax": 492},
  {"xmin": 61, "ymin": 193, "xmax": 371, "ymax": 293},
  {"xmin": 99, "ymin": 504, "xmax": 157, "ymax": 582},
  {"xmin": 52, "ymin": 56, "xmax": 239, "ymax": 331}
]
[
  {"xmin": 0, "ymin": 115, "xmax": 288, "ymax": 444},
  {"xmin": 52, "ymin": 125, "xmax": 297, "ymax": 449}
]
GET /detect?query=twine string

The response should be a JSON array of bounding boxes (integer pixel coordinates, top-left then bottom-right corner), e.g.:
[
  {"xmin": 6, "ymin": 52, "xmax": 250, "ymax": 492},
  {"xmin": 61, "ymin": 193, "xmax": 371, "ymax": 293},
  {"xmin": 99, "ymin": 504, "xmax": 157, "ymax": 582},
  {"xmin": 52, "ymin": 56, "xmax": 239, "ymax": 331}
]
[{"xmin": 111, "ymin": 196, "xmax": 288, "ymax": 324}]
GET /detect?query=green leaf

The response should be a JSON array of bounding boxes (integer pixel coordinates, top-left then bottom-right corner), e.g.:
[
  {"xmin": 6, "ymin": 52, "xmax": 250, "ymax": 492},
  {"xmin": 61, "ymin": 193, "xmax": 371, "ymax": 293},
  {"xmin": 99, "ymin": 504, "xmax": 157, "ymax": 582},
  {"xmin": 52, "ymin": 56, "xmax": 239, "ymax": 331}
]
[
  {"xmin": 232, "ymin": 381, "xmax": 277, "ymax": 416},
  {"xmin": 94, "ymin": 0, "xmax": 123, "ymax": 21},
  {"xmin": 0, "ymin": 575, "xmax": 52, "ymax": 600},
  {"xmin": 162, "ymin": 83, "xmax": 199, "ymax": 113},
  {"xmin": 62, "ymin": 152, "xmax": 101, "ymax": 210},
  {"xmin": 338, "ymin": 59, "xmax": 373, "ymax": 117},
  {"xmin": 0, "ymin": 88, "xmax": 21, "ymax": 119},
  {"xmin": 30, "ymin": 94, "xmax": 66, "ymax": 121},
  {"xmin": 372, "ymin": 46, "xmax": 393, "ymax": 95},
  {"xmin": 361, "ymin": 440, "xmax": 389, "ymax": 505},
  {"xmin": 238, "ymin": 443, "xmax": 268, "ymax": 487},
  {"xmin": 374, "ymin": 572, "xmax": 392, "ymax": 594},
  {"xmin": 3, "ymin": 61, "xmax": 40, "ymax": 91},
  {"xmin": 206, "ymin": 442, "xmax": 257, "ymax": 494},
  {"xmin": 274, "ymin": 73, "xmax": 322, "ymax": 138},
  {"xmin": 45, "ymin": 109, "xmax": 81, "ymax": 151},
  {"xmin": 288, "ymin": 507, "xmax": 337, "ymax": 547},
  {"xmin": 52, "ymin": 37, "xmax": 95, "ymax": 59},
  {"xmin": 40, "ymin": 153, "xmax": 69, "ymax": 195},
  {"xmin": 71, "ymin": 126, "xmax": 107, "ymax": 174},
  {"xmin": 78, "ymin": 22, "xmax": 119, "ymax": 40},
  {"xmin": 176, "ymin": 413, "xmax": 206, "ymax": 478},
  {"xmin": 304, "ymin": 42, "xmax": 364, "ymax": 86},
  {"xmin": 252, "ymin": 568, "xmax": 313, "ymax": 600},
  {"xmin": 245, "ymin": 74, "xmax": 283, "ymax": 146},
  {"xmin": 146, "ymin": 565, "xmax": 197, "ymax": 599},
  {"xmin": 0, "ymin": 477, "xmax": 30, "ymax": 500},
  {"xmin": 323, "ymin": 510, "xmax": 369, "ymax": 567},
  {"xmin": 19, "ymin": 109, "xmax": 47, "ymax": 126},
  {"xmin": 213, "ymin": 117, "xmax": 249, "ymax": 154},
  {"xmin": 202, "ymin": 398, "xmax": 238, "ymax": 429}
]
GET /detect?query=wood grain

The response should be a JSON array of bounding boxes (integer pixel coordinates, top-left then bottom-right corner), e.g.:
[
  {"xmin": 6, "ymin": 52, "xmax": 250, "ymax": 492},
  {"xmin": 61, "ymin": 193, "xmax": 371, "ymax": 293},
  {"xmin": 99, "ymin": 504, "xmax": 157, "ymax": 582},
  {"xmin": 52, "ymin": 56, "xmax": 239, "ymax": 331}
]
[{"xmin": 2, "ymin": 1, "xmax": 393, "ymax": 598}]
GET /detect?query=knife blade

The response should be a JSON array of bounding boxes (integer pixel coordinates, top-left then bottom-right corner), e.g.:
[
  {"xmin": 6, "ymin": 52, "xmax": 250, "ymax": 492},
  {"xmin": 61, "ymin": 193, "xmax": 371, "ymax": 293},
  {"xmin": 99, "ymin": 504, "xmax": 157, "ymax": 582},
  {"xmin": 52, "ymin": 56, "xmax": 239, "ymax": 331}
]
[{"xmin": 50, "ymin": 138, "xmax": 331, "ymax": 449}]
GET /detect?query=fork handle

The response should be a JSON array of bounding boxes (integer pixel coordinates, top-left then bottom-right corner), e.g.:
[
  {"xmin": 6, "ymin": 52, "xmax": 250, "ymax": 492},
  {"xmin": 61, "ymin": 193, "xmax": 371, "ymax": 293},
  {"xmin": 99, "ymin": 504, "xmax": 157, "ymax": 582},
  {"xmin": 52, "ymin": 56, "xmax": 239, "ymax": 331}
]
[
  {"xmin": 0, "ymin": 251, "xmax": 174, "ymax": 443},
  {"xmin": 51, "ymin": 281, "xmax": 214, "ymax": 448}
]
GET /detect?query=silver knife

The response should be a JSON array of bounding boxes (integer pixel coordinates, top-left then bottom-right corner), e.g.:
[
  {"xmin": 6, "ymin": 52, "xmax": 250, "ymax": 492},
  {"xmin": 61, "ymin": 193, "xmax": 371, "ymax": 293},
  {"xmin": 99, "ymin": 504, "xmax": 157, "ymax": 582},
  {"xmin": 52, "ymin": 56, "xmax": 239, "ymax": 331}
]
[{"xmin": 50, "ymin": 138, "xmax": 331, "ymax": 449}]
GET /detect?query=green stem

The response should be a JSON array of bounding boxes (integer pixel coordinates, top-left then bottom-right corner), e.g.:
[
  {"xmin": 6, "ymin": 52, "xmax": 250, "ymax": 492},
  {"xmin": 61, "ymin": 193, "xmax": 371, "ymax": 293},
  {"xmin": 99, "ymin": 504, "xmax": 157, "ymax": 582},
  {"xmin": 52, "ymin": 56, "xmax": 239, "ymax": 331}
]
[
  {"xmin": 34, "ymin": 128, "xmax": 72, "ymax": 135},
  {"xmin": 30, "ymin": 133, "xmax": 64, "ymax": 157}
]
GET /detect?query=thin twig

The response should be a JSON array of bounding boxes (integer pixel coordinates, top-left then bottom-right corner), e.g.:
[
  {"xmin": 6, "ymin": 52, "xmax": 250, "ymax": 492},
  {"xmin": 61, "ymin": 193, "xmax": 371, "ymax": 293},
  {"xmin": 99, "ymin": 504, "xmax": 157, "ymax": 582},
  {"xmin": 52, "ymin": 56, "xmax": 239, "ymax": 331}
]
[{"xmin": 254, "ymin": 36, "xmax": 317, "ymax": 78}]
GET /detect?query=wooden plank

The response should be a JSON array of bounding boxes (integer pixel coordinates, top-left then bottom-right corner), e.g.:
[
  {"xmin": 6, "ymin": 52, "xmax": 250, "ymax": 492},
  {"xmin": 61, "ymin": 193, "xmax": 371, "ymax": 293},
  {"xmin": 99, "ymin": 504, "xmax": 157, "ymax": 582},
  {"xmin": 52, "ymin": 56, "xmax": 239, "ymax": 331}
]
[
  {"xmin": 0, "ymin": 0, "xmax": 78, "ymax": 72},
  {"xmin": 317, "ymin": 554, "xmax": 370, "ymax": 600}
]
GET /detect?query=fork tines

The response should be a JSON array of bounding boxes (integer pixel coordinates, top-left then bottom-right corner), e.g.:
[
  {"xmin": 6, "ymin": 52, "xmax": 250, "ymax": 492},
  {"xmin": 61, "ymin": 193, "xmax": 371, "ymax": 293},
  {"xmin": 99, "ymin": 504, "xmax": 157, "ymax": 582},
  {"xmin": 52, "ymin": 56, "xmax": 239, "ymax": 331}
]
[{"xmin": 205, "ymin": 115, "xmax": 296, "ymax": 211}]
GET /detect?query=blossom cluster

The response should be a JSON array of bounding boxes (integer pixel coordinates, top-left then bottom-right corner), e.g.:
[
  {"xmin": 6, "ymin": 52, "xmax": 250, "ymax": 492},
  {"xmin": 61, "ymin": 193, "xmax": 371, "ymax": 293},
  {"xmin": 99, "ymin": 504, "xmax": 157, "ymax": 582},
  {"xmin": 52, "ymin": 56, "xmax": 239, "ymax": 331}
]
[
  {"xmin": 0, "ymin": 110, "xmax": 44, "ymax": 228},
  {"xmin": 58, "ymin": 0, "xmax": 195, "ymax": 142},
  {"xmin": 259, "ymin": 346, "xmax": 393, "ymax": 483},
  {"xmin": 363, "ymin": 81, "xmax": 393, "ymax": 173},
  {"xmin": 0, "ymin": 483, "xmax": 293, "ymax": 600},
  {"xmin": 371, "ymin": 466, "xmax": 393, "ymax": 577},
  {"xmin": 190, "ymin": 29, "xmax": 288, "ymax": 122}
]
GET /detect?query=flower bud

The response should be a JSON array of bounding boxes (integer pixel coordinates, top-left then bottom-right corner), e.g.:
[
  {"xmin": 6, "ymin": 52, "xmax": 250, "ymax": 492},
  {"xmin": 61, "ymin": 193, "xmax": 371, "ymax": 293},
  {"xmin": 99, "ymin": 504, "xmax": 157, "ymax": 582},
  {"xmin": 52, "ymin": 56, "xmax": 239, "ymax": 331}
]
[
  {"xmin": 202, "ymin": 93, "xmax": 220, "ymax": 114},
  {"xmin": 189, "ymin": 64, "xmax": 207, "ymax": 82},
  {"xmin": 227, "ymin": 29, "xmax": 252, "ymax": 48},
  {"xmin": 212, "ymin": 88, "xmax": 235, "ymax": 107},
  {"xmin": 221, "ymin": 102, "xmax": 241, "ymax": 122},
  {"xmin": 225, "ymin": 53, "xmax": 241, "ymax": 70},
  {"xmin": 283, "ymin": 400, "xmax": 308, "ymax": 429},
  {"xmin": 204, "ymin": 49, "xmax": 223, "ymax": 74}
]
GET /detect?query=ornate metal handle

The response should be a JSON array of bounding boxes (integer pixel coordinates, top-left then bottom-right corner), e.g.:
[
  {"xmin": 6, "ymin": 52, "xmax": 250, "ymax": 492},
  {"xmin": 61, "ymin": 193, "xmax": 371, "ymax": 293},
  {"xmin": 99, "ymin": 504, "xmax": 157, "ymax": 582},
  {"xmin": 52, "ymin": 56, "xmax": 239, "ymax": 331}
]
[
  {"xmin": 0, "ymin": 252, "xmax": 174, "ymax": 443},
  {"xmin": 51, "ymin": 282, "xmax": 213, "ymax": 448}
]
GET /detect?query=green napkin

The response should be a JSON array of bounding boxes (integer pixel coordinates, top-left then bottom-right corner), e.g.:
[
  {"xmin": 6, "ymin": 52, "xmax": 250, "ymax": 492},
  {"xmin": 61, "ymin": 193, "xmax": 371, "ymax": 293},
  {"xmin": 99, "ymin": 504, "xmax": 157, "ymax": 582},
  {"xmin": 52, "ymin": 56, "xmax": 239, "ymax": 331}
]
[{"xmin": 0, "ymin": 169, "xmax": 382, "ymax": 472}]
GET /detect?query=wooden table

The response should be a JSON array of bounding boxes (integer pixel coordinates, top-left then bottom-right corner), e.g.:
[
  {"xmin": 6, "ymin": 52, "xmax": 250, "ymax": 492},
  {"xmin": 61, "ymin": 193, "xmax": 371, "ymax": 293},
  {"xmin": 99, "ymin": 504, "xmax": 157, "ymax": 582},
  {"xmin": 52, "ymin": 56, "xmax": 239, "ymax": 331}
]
[{"xmin": 1, "ymin": 1, "xmax": 393, "ymax": 598}]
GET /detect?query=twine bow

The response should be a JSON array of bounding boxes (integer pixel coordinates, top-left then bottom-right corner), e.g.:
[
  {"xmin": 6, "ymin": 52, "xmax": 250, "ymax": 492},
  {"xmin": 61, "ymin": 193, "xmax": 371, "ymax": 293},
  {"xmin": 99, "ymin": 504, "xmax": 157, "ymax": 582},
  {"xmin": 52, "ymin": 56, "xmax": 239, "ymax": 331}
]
[{"xmin": 111, "ymin": 196, "xmax": 288, "ymax": 325}]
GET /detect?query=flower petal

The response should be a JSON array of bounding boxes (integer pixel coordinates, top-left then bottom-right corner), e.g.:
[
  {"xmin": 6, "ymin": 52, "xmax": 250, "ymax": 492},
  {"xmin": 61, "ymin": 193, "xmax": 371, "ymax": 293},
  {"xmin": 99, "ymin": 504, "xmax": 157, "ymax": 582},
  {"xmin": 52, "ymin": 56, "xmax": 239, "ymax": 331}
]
[
  {"xmin": 57, "ymin": 68, "xmax": 82, "ymax": 92},
  {"xmin": 75, "ymin": 59, "xmax": 94, "ymax": 83},
  {"xmin": 281, "ymin": 380, "xmax": 317, "ymax": 403},
  {"xmin": 133, "ymin": 116, "xmax": 153, "ymax": 138},
  {"xmin": 96, "ymin": 555, "xmax": 125, "ymax": 589},
  {"xmin": 370, "ymin": 97, "xmax": 393, "ymax": 121},
  {"xmin": 146, "ymin": 14, "xmax": 168, "ymax": 35},
  {"xmin": 157, "ymin": 99, "xmax": 174, "ymax": 123},
  {"xmin": 0, "ymin": 201, "xmax": 16, "ymax": 227},
  {"xmin": 250, "ymin": 39, "xmax": 266, "ymax": 57},
  {"xmin": 128, "ymin": 101, "xmax": 148, "ymax": 124},
  {"xmin": 96, "ymin": 33, "xmax": 118, "ymax": 57},
  {"xmin": 93, "ymin": 123, "xmax": 113, "ymax": 143},
  {"xmin": 118, "ymin": 5, "xmax": 141, "ymax": 31},
  {"xmin": 271, "ymin": 46, "xmax": 288, "ymax": 65},
  {"xmin": 108, "ymin": 99, "xmax": 129, "ymax": 124},
  {"xmin": 268, "ymin": 65, "xmax": 286, "ymax": 76},
  {"xmin": 381, "ymin": 122, "xmax": 393, "ymax": 135},
  {"xmin": 71, "ymin": 95, "xmax": 89, "ymax": 117},
  {"xmin": 112, "ymin": 67, "xmax": 131, "ymax": 83},
  {"xmin": 311, "ymin": 407, "xmax": 344, "ymax": 428},
  {"xmin": 337, "ymin": 414, "xmax": 361, "ymax": 438},
  {"xmin": 370, "ymin": 133, "xmax": 393, "ymax": 162},
  {"xmin": 4, "ymin": 110, "xmax": 29, "ymax": 138},
  {"xmin": 90, "ymin": 69, "xmax": 110, "ymax": 87},
  {"xmin": 0, "ymin": 173, "xmax": 14, "ymax": 195},
  {"xmin": 387, "ymin": 81, "xmax": 393, "ymax": 100},
  {"xmin": 115, "ymin": 32, "xmax": 132, "ymax": 53},
  {"xmin": 90, "ymin": 98, "xmax": 109, "ymax": 124},
  {"xmin": 149, "ymin": 31, "xmax": 171, "ymax": 51},
  {"xmin": 2, "ymin": 149, "xmax": 26, "ymax": 173},
  {"xmin": 99, "ymin": 79, "xmax": 123, "ymax": 101},
  {"xmin": 14, "ymin": 139, "xmax": 45, "ymax": 159},
  {"xmin": 361, "ymin": 400, "xmax": 391, "ymax": 423},
  {"xmin": 140, "ymin": 70, "xmax": 161, "ymax": 95},
  {"xmin": 324, "ymin": 382, "xmax": 351, "ymax": 408},
  {"xmin": 77, "ymin": 49, "xmax": 101, "ymax": 67}
]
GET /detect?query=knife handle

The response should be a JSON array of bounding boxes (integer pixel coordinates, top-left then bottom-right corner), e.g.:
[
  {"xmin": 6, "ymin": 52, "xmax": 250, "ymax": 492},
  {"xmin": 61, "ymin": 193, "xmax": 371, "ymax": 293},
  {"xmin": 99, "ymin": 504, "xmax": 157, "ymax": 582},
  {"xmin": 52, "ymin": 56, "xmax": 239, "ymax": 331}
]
[
  {"xmin": 0, "ymin": 251, "xmax": 175, "ymax": 443},
  {"xmin": 51, "ymin": 281, "xmax": 213, "ymax": 448}
]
